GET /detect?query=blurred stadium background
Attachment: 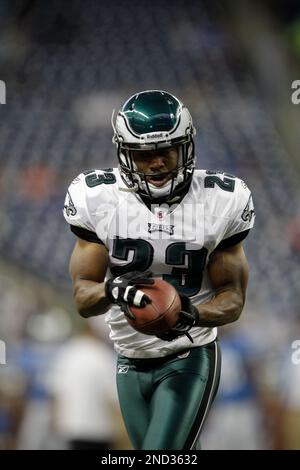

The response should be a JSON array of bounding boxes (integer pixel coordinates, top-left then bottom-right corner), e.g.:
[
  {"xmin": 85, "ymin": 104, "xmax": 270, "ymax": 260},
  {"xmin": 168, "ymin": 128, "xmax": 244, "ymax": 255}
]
[{"xmin": 0, "ymin": 0, "xmax": 300, "ymax": 450}]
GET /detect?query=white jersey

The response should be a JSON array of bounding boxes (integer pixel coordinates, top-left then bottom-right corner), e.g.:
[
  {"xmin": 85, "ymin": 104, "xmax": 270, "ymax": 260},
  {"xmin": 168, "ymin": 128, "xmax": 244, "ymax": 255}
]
[{"xmin": 63, "ymin": 168, "xmax": 255, "ymax": 358}]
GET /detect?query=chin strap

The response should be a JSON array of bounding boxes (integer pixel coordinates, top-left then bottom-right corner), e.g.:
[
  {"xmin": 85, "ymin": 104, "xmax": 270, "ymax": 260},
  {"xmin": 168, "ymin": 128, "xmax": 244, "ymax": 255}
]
[{"xmin": 118, "ymin": 186, "xmax": 138, "ymax": 193}]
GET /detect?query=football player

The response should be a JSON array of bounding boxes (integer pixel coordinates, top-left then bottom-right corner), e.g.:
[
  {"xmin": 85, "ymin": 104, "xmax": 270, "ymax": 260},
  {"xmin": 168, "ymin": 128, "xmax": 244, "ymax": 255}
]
[{"xmin": 63, "ymin": 90, "xmax": 255, "ymax": 450}]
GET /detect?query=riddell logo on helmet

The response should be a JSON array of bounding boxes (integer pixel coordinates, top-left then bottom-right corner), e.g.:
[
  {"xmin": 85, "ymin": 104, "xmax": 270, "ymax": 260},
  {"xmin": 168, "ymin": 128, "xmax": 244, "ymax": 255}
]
[{"xmin": 146, "ymin": 132, "xmax": 165, "ymax": 140}]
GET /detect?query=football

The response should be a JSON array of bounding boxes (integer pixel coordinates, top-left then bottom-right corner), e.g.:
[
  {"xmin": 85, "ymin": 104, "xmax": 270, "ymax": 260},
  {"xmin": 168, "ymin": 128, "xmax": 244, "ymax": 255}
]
[{"xmin": 127, "ymin": 278, "xmax": 181, "ymax": 335}]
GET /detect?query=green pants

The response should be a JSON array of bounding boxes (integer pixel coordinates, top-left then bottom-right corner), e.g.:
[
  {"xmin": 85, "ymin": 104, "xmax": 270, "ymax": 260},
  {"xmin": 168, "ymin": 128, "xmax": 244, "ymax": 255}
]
[{"xmin": 116, "ymin": 340, "xmax": 221, "ymax": 450}]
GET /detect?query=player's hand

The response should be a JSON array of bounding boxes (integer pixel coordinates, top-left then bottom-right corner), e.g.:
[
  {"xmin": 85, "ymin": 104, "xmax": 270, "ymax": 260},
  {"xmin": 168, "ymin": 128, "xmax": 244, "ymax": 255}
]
[
  {"xmin": 105, "ymin": 271, "xmax": 154, "ymax": 320},
  {"xmin": 156, "ymin": 294, "xmax": 199, "ymax": 343}
]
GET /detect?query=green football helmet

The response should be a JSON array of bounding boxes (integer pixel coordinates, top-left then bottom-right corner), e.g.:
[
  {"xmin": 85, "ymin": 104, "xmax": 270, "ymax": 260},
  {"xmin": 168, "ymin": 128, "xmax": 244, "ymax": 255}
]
[{"xmin": 112, "ymin": 90, "xmax": 196, "ymax": 201}]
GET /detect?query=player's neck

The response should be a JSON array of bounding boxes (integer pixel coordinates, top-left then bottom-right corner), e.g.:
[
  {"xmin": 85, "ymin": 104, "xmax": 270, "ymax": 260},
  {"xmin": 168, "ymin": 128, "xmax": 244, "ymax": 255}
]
[{"xmin": 138, "ymin": 183, "xmax": 191, "ymax": 211}]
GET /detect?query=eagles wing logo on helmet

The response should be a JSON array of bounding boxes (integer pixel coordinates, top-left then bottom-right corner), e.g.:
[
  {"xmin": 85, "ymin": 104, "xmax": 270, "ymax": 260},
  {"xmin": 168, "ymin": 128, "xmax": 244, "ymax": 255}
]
[{"xmin": 112, "ymin": 90, "xmax": 196, "ymax": 201}]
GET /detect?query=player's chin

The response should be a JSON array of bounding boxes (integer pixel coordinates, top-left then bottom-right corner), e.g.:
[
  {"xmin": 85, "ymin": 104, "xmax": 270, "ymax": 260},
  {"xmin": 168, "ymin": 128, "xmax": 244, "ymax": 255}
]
[{"xmin": 147, "ymin": 175, "xmax": 171, "ymax": 187}]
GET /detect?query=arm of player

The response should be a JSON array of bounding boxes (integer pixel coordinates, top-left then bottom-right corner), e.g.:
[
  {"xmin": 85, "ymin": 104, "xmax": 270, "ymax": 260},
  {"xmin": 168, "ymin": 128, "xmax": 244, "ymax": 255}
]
[
  {"xmin": 69, "ymin": 238, "xmax": 154, "ymax": 318},
  {"xmin": 69, "ymin": 238, "xmax": 111, "ymax": 318},
  {"xmin": 195, "ymin": 241, "xmax": 249, "ymax": 327}
]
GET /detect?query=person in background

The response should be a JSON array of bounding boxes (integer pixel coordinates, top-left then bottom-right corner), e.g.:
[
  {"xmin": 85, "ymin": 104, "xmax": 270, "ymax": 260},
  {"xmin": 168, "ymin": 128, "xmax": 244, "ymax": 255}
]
[{"xmin": 47, "ymin": 320, "xmax": 126, "ymax": 450}]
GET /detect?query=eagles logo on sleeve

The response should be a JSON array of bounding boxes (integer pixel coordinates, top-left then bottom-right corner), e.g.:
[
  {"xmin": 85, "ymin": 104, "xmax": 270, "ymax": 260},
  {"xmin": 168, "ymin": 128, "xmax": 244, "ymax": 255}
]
[
  {"xmin": 241, "ymin": 195, "xmax": 255, "ymax": 223},
  {"xmin": 64, "ymin": 191, "xmax": 77, "ymax": 217}
]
